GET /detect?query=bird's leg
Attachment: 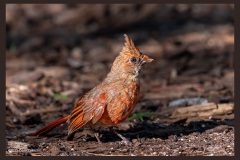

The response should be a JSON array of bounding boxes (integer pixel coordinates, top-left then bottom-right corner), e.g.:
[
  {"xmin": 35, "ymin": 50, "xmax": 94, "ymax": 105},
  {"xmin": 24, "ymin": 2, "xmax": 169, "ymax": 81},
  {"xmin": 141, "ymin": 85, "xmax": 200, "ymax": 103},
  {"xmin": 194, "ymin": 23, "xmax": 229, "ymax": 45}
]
[
  {"xmin": 110, "ymin": 128, "xmax": 132, "ymax": 146},
  {"xmin": 94, "ymin": 132, "xmax": 102, "ymax": 144},
  {"xmin": 82, "ymin": 128, "xmax": 103, "ymax": 144}
]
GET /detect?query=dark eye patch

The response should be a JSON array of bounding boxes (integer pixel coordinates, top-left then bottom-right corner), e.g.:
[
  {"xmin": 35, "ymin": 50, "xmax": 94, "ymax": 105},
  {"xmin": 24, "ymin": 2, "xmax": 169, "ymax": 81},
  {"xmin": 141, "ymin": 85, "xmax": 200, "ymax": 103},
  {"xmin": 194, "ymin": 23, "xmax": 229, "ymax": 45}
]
[{"xmin": 129, "ymin": 57, "xmax": 137, "ymax": 63}]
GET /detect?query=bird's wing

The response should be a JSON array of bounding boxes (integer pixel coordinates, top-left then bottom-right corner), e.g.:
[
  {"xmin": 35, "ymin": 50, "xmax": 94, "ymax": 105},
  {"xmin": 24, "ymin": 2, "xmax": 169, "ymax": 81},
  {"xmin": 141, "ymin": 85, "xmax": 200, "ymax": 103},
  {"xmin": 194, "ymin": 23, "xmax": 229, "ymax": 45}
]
[
  {"xmin": 83, "ymin": 92, "xmax": 107, "ymax": 124},
  {"xmin": 67, "ymin": 90, "xmax": 107, "ymax": 136}
]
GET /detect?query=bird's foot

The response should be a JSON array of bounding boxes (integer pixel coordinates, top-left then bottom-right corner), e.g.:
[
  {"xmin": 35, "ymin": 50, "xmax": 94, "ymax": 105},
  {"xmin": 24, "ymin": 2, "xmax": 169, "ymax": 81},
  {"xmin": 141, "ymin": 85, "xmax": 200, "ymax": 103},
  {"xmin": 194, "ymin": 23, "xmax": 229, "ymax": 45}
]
[
  {"xmin": 94, "ymin": 133, "xmax": 103, "ymax": 144},
  {"xmin": 120, "ymin": 138, "xmax": 132, "ymax": 146},
  {"xmin": 111, "ymin": 129, "xmax": 132, "ymax": 146}
]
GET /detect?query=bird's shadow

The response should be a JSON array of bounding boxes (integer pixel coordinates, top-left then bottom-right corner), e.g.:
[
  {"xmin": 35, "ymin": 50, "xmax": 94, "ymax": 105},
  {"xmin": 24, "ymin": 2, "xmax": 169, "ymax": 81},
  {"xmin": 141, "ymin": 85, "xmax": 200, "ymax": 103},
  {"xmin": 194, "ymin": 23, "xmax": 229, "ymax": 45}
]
[
  {"xmin": 91, "ymin": 119, "xmax": 234, "ymax": 143},
  {"xmin": 37, "ymin": 119, "xmax": 234, "ymax": 143}
]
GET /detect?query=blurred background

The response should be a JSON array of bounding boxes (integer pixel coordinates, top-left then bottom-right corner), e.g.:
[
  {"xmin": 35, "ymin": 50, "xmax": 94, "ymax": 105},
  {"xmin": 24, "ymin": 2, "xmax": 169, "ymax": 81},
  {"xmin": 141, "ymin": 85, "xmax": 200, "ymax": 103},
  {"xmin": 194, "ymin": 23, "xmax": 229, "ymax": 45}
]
[{"xmin": 6, "ymin": 4, "xmax": 234, "ymax": 156}]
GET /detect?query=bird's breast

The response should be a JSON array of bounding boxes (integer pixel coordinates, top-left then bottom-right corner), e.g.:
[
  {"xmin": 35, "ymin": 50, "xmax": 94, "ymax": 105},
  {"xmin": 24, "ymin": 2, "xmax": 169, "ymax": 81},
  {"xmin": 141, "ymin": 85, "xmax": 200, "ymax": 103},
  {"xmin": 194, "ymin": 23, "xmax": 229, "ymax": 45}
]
[{"xmin": 97, "ymin": 80, "xmax": 140, "ymax": 125}]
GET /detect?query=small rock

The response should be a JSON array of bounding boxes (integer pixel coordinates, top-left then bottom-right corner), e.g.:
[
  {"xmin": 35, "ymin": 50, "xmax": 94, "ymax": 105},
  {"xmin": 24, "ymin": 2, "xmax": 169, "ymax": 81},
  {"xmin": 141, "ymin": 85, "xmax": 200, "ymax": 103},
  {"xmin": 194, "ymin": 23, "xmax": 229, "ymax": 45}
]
[
  {"xmin": 67, "ymin": 47, "xmax": 85, "ymax": 68},
  {"xmin": 71, "ymin": 47, "xmax": 83, "ymax": 60},
  {"xmin": 13, "ymin": 117, "xmax": 21, "ymax": 124},
  {"xmin": 132, "ymin": 139, "xmax": 138, "ymax": 143},
  {"xmin": 169, "ymin": 97, "xmax": 208, "ymax": 107}
]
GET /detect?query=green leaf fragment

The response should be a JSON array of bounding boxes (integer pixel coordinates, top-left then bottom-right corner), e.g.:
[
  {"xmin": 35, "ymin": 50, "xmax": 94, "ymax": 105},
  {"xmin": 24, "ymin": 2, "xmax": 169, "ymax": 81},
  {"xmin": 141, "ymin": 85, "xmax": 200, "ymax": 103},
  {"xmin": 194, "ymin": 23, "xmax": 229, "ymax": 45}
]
[
  {"xmin": 127, "ymin": 112, "xmax": 153, "ymax": 121},
  {"xmin": 52, "ymin": 93, "xmax": 68, "ymax": 100}
]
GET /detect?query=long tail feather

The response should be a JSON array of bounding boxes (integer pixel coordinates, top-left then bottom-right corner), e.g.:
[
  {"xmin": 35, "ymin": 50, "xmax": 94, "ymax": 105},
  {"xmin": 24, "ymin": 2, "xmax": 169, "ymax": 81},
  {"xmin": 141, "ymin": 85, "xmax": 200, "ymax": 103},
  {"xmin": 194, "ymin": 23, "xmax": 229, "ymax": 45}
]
[{"xmin": 32, "ymin": 115, "xmax": 69, "ymax": 136}]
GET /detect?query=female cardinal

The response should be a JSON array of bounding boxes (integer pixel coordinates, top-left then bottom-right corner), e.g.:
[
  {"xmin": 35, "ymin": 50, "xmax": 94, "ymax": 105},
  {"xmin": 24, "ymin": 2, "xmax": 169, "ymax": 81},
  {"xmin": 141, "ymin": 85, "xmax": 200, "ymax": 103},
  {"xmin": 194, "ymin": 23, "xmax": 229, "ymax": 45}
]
[{"xmin": 32, "ymin": 34, "xmax": 153, "ymax": 145}]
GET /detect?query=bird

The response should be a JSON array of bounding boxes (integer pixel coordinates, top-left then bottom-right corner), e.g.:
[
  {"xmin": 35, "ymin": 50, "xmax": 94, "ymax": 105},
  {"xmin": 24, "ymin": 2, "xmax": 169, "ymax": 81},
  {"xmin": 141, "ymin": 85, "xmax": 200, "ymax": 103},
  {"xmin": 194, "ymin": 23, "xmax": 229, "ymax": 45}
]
[{"xmin": 32, "ymin": 34, "xmax": 153, "ymax": 145}]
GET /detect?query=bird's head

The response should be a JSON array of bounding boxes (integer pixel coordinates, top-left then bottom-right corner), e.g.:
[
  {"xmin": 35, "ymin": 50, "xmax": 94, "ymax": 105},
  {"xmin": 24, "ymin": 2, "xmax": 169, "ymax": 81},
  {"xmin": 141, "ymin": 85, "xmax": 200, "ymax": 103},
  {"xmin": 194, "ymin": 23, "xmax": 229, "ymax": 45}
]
[{"xmin": 109, "ymin": 34, "xmax": 153, "ymax": 78}]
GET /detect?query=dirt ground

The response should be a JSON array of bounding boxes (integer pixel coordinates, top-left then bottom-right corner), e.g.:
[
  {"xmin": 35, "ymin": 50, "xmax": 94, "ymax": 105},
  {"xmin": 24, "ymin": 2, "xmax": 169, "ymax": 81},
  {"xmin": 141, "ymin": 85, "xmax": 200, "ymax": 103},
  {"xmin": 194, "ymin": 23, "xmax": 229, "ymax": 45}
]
[{"xmin": 6, "ymin": 4, "xmax": 234, "ymax": 156}]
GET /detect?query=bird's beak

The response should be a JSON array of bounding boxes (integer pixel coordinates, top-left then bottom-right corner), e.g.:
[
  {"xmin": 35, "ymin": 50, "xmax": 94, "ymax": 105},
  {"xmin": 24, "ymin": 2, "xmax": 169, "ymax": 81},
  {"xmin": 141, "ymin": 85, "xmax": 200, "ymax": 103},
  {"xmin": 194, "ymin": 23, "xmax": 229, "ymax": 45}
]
[{"xmin": 141, "ymin": 55, "xmax": 153, "ymax": 65}]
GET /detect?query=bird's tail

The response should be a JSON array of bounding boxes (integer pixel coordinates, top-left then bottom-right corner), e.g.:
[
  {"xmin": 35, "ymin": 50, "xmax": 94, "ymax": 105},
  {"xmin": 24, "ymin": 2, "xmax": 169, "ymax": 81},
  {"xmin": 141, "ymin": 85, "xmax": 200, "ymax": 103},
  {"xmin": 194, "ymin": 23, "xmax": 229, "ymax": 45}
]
[{"xmin": 32, "ymin": 115, "xmax": 69, "ymax": 136}]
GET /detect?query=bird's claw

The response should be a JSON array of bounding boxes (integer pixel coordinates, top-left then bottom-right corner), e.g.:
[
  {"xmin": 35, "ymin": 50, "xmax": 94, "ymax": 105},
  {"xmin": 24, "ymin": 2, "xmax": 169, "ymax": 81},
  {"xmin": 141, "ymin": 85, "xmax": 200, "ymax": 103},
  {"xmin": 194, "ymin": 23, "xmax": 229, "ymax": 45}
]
[{"xmin": 119, "ymin": 138, "xmax": 132, "ymax": 146}]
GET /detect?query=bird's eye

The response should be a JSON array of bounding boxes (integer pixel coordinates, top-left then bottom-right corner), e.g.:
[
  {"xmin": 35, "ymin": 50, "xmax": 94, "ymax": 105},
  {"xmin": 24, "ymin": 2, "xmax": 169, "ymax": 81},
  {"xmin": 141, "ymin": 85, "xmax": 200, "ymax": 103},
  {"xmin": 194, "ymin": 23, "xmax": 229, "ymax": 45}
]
[{"xmin": 129, "ymin": 57, "xmax": 137, "ymax": 63}]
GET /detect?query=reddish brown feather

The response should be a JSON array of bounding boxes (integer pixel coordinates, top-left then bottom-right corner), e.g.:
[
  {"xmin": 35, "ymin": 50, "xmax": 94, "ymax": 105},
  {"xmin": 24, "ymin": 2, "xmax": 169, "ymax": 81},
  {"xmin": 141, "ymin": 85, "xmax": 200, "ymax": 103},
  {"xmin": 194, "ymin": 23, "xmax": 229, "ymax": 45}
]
[
  {"xmin": 68, "ymin": 104, "xmax": 86, "ymax": 135},
  {"xmin": 32, "ymin": 115, "xmax": 69, "ymax": 136},
  {"xmin": 67, "ymin": 92, "xmax": 107, "ymax": 135},
  {"xmin": 92, "ymin": 105, "xmax": 105, "ymax": 124}
]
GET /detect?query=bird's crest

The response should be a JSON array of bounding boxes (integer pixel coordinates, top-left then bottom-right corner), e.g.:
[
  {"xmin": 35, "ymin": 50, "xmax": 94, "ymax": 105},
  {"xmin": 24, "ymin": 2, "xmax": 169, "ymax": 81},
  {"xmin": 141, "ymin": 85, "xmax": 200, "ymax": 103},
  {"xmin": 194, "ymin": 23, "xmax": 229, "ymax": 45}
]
[{"xmin": 120, "ymin": 34, "xmax": 141, "ymax": 57}]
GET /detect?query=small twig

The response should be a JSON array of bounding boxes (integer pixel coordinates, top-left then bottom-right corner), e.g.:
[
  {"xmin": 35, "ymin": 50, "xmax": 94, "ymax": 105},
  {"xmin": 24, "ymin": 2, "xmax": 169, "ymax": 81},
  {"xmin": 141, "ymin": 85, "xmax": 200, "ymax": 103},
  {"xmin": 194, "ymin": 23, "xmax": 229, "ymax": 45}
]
[
  {"xmin": 30, "ymin": 153, "xmax": 42, "ymax": 156},
  {"xmin": 8, "ymin": 101, "xmax": 25, "ymax": 117},
  {"xmin": 7, "ymin": 101, "xmax": 69, "ymax": 117},
  {"xmin": 6, "ymin": 94, "xmax": 36, "ymax": 107},
  {"xmin": 22, "ymin": 106, "xmax": 70, "ymax": 117},
  {"xmin": 124, "ymin": 130, "xmax": 150, "ymax": 136},
  {"xmin": 82, "ymin": 150, "xmax": 127, "ymax": 156},
  {"xmin": 6, "ymin": 119, "xmax": 16, "ymax": 128},
  {"xmin": 171, "ymin": 103, "xmax": 234, "ymax": 119}
]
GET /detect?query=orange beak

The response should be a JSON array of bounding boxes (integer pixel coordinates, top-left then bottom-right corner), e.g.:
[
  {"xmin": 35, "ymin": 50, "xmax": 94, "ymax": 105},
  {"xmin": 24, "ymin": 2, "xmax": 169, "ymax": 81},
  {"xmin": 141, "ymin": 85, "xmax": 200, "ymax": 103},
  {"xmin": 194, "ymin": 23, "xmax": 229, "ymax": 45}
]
[{"xmin": 141, "ymin": 55, "xmax": 153, "ymax": 64}]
